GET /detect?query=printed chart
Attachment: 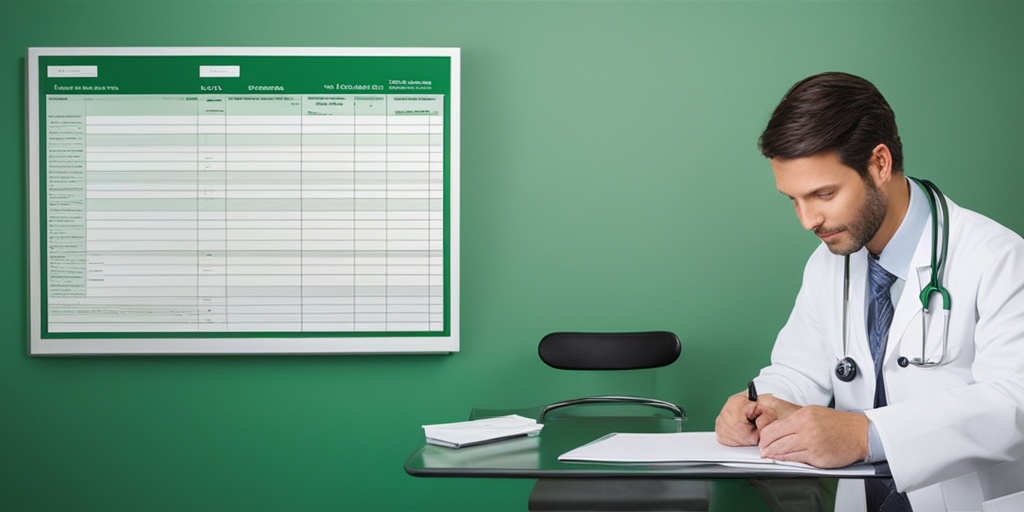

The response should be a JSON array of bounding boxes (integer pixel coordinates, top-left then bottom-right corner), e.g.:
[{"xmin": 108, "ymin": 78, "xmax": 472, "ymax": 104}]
[{"xmin": 29, "ymin": 48, "xmax": 460, "ymax": 354}]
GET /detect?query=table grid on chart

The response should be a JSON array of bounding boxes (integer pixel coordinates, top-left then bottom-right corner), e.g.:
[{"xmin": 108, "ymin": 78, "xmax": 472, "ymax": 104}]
[{"xmin": 44, "ymin": 93, "xmax": 446, "ymax": 334}]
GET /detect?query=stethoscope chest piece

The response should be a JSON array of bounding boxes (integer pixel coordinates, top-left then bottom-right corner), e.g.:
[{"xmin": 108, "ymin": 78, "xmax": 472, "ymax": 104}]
[{"xmin": 835, "ymin": 356, "xmax": 858, "ymax": 382}]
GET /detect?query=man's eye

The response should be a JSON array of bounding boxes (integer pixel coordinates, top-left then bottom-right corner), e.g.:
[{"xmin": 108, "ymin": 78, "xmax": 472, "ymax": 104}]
[{"xmin": 817, "ymin": 191, "xmax": 835, "ymax": 199}]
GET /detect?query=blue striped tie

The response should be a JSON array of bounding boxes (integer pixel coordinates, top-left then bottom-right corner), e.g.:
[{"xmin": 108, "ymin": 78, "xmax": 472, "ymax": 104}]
[
  {"xmin": 864, "ymin": 257, "xmax": 912, "ymax": 511},
  {"xmin": 867, "ymin": 257, "xmax": 897, "ymax": 387}
]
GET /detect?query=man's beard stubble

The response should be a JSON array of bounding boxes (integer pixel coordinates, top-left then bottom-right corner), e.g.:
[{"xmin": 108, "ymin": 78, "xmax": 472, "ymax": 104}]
[{"xmin": 820, "ymin": 180, "xmax": 888, "ymax": 256}]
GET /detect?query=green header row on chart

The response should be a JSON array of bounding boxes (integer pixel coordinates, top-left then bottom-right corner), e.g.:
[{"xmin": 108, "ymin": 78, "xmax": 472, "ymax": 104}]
[{"xmin": 37, "ymin": 55, "xmax": 453, "ymax": 96}]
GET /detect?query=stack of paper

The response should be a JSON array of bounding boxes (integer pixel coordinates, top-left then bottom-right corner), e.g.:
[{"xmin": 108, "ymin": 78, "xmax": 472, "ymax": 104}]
[
  {"xmin": 423, "ymin": 414, "xmax": 543, "ymax": 448},
  {"xmin": 560, "ymin": 431, "xmax": 766, "ymax": 464},
  {"xmin": 559, "ymin": 431, "xmax": 879, "ymax": 476}
]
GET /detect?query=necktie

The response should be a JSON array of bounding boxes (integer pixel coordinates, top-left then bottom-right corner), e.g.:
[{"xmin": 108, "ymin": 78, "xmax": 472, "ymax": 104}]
[
  {"xmin": 867, "ymin": 257, "xmax": 897, "ymax": 401},
  {"xmin": 864, "ymin": 257, "xmax": 912, "ymax": 512}
]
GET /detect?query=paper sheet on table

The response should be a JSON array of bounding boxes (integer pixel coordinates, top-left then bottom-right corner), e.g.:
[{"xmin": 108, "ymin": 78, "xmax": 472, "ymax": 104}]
[
  {"xmin": 559, "ymin": 431, "xmax": 880, "ymax": 476},
  {"xmin": 423, "ymin": 414, "xmax": 543, "ymax": 448}
]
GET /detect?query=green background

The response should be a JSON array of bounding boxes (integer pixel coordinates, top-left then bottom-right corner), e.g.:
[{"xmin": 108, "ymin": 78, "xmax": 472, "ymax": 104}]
[{"xmin": 2, "ymin": 1, "xmax": 1022, "ymax": 511}]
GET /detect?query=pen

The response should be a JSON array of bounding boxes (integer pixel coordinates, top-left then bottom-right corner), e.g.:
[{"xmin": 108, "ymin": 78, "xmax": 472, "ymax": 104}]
[{"xmin": 747, "ymin": 380, "xmax": 758, "ymax": 402}]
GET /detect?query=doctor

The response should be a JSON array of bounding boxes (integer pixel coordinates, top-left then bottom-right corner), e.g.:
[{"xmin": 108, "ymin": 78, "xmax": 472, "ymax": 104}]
[{"xmin": 715, "ymin": 71, "xmax": 1024, "ymax": 512}]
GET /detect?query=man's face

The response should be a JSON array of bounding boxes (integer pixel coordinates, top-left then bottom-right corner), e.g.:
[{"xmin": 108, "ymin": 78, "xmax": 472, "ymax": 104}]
[{"xmin": 771, "ymin": 151, "xmax": 887, "ymax": 256}]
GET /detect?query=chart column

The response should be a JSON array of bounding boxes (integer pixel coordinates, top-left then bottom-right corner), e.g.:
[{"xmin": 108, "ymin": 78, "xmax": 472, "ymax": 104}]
[
  {"xmin": 353, "ymin": 95, "xmax": 389, "ymax": 332},
  {"xmin": 197, "ymin": 95, "xmax": 228, "ymax": 331},
  {"xmin": 44, "ymin": 95, "xmax": 88, "ymax": 326},
  {"xmin": 301, "ymin": 95, "xmax": 357, "ymax": 331},
  {"xmin": 429, "ymin": 97, "xmax": 446, "ymax": 331},
  {"xmin": 82, "ymin": 95, "xmax": 201, "ymax": 332},
  {"xmin": 386, "ymin": 96, "xmax": 438, "ymax": 331},
  {"xmin": 224, "ymin": 95, "xmax": 304, "ymax": 331}
]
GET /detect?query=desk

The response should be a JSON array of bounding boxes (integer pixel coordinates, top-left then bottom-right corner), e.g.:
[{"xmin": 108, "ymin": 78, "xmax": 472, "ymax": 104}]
[{"xmin": 405, "ymin": 415, "xmax": 889, "ymax": 480}]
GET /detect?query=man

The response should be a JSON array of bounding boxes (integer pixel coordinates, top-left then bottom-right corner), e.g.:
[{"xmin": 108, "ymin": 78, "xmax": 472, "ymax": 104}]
[{"xmin": 715, "ymin": 72, "xmax": 1024, "ymax": 511}]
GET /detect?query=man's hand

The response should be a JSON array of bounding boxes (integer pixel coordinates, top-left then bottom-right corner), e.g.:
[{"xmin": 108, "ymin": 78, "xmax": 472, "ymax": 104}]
[
  {"xmin": 714, "ymin": 391, "xmax": 760, "ymax": 446},
  {"xmin": 757, "ymin": 403, "xmax": 870, "ymax": 468},
  {"xmin": 749, "ymin": 393, "xmax": 800, "ymax": 429}
]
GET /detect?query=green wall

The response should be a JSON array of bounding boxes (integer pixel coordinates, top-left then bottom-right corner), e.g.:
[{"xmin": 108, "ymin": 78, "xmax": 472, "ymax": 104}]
[{"xmin": 2, "ymin": 1, "xmax": 1022, "ymax": 511}]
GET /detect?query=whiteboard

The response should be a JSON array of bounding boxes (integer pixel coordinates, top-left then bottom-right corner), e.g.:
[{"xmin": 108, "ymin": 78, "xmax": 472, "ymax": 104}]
[{"xmin": 27, "ymin": 47, "xmax": 460, "ymax": 355}]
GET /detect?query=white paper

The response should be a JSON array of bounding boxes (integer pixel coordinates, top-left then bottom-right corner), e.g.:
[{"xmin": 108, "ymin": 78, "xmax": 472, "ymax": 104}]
[
  {"xmin": 559, "ymin": 431, "xmax": 879, "ymax": 476},
  {"xmin": 423, "ymin": 414, "xmax": 543, "ymax": 448}
]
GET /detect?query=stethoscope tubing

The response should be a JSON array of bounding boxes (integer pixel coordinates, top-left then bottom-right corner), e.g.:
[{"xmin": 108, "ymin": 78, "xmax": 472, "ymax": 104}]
[{"xmin": 835, "ymin": 177, "xmax": 952, "ymax": 382}]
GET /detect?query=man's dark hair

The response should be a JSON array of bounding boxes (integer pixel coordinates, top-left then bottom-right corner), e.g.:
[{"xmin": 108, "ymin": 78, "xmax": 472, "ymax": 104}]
[{"xmin": 758, "ymin": 71, "xmax": 904, "ymax": 176}]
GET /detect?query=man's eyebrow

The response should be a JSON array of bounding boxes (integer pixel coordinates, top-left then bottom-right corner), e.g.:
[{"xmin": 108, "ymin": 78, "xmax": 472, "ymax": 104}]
[{"xmin": 779, "ymin": 185, "xmax": 837, "ymax": 199}]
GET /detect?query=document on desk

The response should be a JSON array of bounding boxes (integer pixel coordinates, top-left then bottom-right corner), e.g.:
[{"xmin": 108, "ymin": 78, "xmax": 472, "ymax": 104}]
[
  {"xmin": 559, "ymin": 431, "xmax": 881, "ymax": 476},
  {"xmin": 423, "ymin": 414, "xmax": 543, "ymax": 448}
]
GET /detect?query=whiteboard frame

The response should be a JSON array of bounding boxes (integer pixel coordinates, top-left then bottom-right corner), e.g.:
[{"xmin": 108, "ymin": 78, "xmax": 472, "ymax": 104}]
[{"xmin": 27, "ymin": 47, "xmax": 460, "ymax": 355}]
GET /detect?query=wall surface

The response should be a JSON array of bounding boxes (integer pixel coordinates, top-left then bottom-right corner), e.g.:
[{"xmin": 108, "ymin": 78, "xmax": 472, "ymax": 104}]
[{"xmin": 2, "ymin": 1, "xmax": 1022, "ymax": 511}]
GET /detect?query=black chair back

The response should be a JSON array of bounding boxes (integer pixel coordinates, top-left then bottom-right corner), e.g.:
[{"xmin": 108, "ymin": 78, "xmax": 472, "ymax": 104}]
[{"xmin": 538, "ymin": 331, "xmax": 680, "ymax": 371}]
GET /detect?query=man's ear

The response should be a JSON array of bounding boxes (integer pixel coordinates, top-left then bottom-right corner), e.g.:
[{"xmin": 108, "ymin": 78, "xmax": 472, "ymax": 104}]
[{"xmin": 868, "ymin": 143, "xmax": 893, "ymax": 186}]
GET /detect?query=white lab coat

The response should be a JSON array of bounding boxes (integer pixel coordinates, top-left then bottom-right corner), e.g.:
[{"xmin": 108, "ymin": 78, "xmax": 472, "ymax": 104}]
[{"xmin": 754, "ymin": 196, "xmax": 1024, "ymax": 511}]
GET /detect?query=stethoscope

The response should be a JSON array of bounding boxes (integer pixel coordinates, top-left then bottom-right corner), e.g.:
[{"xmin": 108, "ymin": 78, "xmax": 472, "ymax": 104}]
[{"xmin": 834, "ymin": 177, "xmax": 952, "ymax": 383}]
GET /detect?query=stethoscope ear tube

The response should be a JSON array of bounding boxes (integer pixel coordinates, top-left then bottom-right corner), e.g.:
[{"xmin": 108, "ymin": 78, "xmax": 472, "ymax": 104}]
[{"xmin": 914, "ymin": 177, "xmax": 952, "ymax": 312}]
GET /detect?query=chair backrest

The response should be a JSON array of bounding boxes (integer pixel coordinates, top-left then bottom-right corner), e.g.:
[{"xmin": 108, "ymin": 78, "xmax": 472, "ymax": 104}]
[{"xmin": 538, "ymin": 331, "xmax": 680, "ymax": 371}]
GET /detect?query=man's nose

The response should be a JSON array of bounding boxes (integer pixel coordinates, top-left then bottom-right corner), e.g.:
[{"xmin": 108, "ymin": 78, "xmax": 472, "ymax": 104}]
[{"xmin": 795, "ymin": 203, "xmax": 822, "ymax": 231}]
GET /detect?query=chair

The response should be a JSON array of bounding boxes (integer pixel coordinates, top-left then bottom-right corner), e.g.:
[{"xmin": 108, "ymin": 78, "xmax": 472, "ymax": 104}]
[{"xmin": 528, "ymin": 331, "xmax": 711, "ymax": 512}]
